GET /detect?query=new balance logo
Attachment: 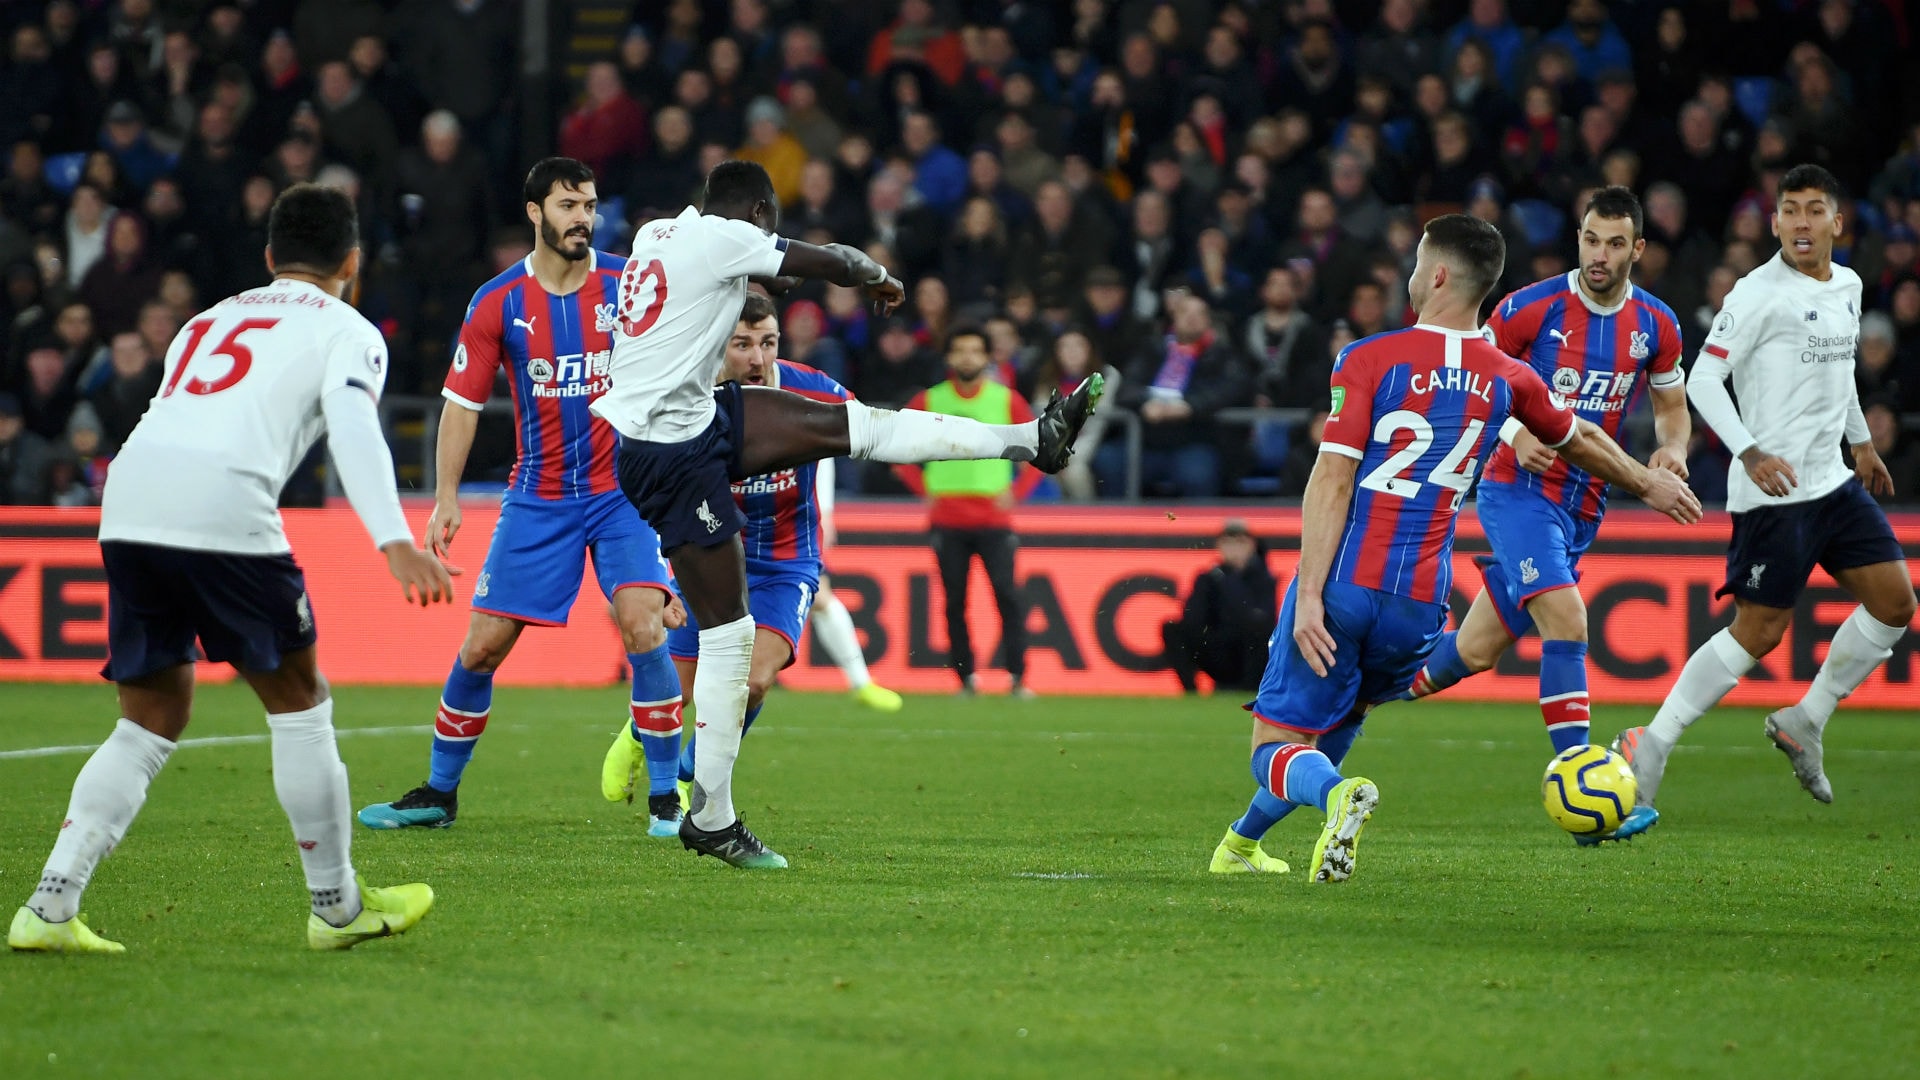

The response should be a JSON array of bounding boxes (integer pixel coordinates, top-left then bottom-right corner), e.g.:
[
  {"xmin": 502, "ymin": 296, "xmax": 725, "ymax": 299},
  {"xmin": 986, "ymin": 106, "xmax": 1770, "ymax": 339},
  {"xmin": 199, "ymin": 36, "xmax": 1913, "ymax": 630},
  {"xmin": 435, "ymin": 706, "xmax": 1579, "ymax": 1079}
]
[
  {"xmin": 1547, "ymin": 328, "xmax": 1571, "ymax": 348},
  {"xmin": 513, "ymin": 315, "xmax": 538, "ymax": 334},
  {"xmin": 1748, "ymin": 563, "xmax": 1767, "ymax": 589},
  {"xmin": 1519, "ymin": 558, "xmax": 1540, "ymax": 585},
  {"xmin": 1804, "ymin": 311, "xmax": 1818, "ymax": 321},
  {"xmin": 696, "ymin": 500, "xmax": 722, "ymax": 533}
]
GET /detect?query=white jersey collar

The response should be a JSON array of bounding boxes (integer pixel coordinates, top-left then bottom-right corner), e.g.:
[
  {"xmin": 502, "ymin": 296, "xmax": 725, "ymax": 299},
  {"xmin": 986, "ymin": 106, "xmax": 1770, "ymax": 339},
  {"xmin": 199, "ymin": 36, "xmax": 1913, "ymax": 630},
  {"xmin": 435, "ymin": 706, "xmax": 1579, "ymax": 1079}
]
[{"xmin": 1562, "ymin": 270, "xmax": 1632, "ymax": 316}]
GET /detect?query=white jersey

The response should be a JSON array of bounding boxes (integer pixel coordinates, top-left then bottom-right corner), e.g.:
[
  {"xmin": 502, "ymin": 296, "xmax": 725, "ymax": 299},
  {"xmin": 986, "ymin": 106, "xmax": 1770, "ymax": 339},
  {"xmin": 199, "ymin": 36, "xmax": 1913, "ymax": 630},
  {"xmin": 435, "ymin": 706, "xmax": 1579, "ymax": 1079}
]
[
  {"xmin": 591, "ymin": 206, "xmax": 789, "ymax": 443},
  {"xmin": 1691, "ymin": 253, "xmax": 1867, "ymax": 513},
  {"xmin": 100, "ymin": 279, "xmax": 396, "ymax": 555}
]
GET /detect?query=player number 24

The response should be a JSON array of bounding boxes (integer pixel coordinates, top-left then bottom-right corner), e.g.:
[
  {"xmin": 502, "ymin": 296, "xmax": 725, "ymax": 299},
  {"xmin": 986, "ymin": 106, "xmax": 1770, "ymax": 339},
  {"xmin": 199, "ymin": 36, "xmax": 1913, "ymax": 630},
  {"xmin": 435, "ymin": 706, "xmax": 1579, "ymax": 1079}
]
[
  {"xmin": 161, "ymin": 317, "xmax": 281, "ymax": 397},
  {"xmin": 1359, "ymin": 410, "xmax": 1484, "ymax": 510}
]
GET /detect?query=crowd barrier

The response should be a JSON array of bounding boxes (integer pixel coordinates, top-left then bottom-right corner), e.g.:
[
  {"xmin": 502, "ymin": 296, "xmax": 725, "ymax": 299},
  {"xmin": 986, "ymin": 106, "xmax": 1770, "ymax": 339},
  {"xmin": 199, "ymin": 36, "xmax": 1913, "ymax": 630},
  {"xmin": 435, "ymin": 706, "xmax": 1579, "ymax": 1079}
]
[{"xmin": 2, "ymin": 504, "xmax": 1917, "ymax": 707}]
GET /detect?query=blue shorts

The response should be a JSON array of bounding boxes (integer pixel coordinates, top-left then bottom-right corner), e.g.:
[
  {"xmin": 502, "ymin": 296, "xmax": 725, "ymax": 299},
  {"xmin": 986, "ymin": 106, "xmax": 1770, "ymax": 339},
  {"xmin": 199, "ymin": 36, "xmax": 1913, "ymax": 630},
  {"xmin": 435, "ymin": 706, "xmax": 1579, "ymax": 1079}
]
[
  {"xmin": 1720, "ymin": 477, "xmax": 1906, "ymax": 608},
  {"xmin": 666, "ymin": 570, "xmax": 819, "ymax": 669},
  {"xmin": 615, "ymin": 382, "xmax": 748, "ymax": 553},
  {"xmin": 1475, "ymin": 480, "xmax": 1602, "ymax": 639},
  {"xmin": 100, "ymin": 541, "xmax": 317, "ymax": 682},
  {"xmin": 1252, "ymin": 579, "xmax": 1448, "ymax": 734},
  {"xmin": 473, "ymin": 488, "xmax": 671, "ymax": 627}
]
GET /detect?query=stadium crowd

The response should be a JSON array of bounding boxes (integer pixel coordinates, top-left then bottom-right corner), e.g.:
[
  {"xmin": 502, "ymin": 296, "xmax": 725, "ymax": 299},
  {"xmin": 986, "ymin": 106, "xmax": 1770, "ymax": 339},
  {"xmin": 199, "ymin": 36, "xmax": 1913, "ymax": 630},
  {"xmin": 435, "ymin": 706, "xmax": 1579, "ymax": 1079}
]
[{"xmin": 3, "ymin": 0, "xmax": 1920, "ymax": 506}]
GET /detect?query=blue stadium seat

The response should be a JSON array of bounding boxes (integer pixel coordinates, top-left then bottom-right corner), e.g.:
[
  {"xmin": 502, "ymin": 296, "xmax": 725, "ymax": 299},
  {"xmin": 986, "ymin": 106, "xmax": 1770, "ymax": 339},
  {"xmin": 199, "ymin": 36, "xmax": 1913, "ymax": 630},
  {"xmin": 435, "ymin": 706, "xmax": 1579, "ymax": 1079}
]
[
  {"xmin": 1510, "ymin": 199, "xmax": 1564, "ymax": 250},
  {"xmin": 43, "ymin": 153, "xmax": 85, "ymax": 195},
  {"xmin": 1733, "ymin": 78, "xmax": 1777, "ymax": 130}
]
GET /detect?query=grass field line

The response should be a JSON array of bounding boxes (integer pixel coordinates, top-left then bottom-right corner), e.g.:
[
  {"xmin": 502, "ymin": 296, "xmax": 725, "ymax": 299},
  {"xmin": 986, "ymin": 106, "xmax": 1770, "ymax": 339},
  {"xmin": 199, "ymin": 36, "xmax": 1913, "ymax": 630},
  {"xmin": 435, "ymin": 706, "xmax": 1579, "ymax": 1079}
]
[
  {"xmin": 8, "ymin": 721, "xmax": 1920, "ymax": 764},
  {"xmin": 0, "ymin": 723, "xmax": 431, "ymax": 761}
]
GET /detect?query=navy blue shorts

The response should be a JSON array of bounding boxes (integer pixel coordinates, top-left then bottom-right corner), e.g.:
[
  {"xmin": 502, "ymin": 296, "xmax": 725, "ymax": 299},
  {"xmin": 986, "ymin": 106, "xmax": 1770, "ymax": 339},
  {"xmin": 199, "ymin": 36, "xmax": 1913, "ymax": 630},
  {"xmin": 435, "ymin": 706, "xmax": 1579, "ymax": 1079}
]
[
  {"xmin": 1720, "ymin": 478, "xmax": 1906, "ymax": 608},
  {"xmin": 615, "ymin": 383, "xmax": 748, "ymax": 554},
  {"xmin": 100, "ymin": 541, "xmax": 317, "ymax": 682}
]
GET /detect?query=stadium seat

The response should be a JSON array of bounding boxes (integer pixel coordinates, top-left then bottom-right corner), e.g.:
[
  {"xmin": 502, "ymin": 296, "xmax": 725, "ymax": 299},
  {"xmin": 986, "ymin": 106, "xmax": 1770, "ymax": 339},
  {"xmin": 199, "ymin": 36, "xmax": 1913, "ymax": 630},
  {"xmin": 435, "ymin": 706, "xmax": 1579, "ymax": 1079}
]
[
  {"xmin": 1733, "ymin": 78, "xmax": 1777, "ymax": 130},
  {"xmin": 1510, "ymin": 199, "xmax": 1564, "ymax": 250}
]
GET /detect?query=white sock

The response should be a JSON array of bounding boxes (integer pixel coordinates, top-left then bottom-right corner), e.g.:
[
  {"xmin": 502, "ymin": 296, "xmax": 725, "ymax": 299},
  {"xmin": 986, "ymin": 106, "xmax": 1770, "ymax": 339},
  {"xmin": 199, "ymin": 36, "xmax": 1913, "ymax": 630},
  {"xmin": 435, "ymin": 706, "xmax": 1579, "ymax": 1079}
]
[
  {"xmin": 690, "ymin": 615, "xmax": 756, "ymax": 831},
  {"xmin": 30, "ymin": 719, "xmax": 175, "ymax": 923},
  {"xmin": 1800, "ymin": 606, "xmax": 1908, "ymax": 730},
  {"xmin": 812, "ymin": 591, "xmax": 872, "ymax": 689},
  {"xmin": 1646, "ymin": 629, "xmax": 1757, "ymax": 749},
  {"xmin": 844, "ymin": 399, "xmax": 1037, "ymax": 463},
  {"xmin": 267, "ymin": 699, "xmax": 361, "ymax": 927}
]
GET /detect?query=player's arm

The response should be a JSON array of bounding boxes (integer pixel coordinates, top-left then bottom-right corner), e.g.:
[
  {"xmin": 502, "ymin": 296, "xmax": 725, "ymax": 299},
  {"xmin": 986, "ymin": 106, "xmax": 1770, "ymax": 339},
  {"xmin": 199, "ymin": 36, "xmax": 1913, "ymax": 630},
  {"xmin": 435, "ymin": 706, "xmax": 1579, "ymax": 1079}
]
[
  {"xmin": 433, "ymin": 294, "xmax": 507, "ymax": 556},
  {"xmin": 1292, "ymin": 350, "xmax": 1370, "ymax": 677},
  {"xmin": 775, "ymin": 240, "xmax": 904, "ymax": 314},
  {"xmin": 1488, "ymin": 295, "xmax": 1558, "ymax": 473},
  {"xmin": 320, "ymin": 339, "xmax": 455, "ymax": 605},
  {"xmin": 1688, "ymin": 289, "xmax": 1796, "ymax": 496},
  {"xmin": 1509, "ymin": 359, "xmax": 1700, "ymax": 523},
  {"xmin": 1647, "ymin": 317, "xmax": 1690, "ymax": 477},
  {"xmin": 1845, "ymin": 392, "xmax": 1895, "ymax": 496}
]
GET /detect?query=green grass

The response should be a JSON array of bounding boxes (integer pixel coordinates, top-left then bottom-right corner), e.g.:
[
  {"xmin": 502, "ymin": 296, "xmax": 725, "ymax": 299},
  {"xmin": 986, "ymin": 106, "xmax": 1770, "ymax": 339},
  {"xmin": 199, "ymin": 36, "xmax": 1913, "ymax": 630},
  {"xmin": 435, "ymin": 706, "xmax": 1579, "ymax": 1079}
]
[{"xmin": 1, "ymin": 683, "xmax": 1917, "ymax": 1079}]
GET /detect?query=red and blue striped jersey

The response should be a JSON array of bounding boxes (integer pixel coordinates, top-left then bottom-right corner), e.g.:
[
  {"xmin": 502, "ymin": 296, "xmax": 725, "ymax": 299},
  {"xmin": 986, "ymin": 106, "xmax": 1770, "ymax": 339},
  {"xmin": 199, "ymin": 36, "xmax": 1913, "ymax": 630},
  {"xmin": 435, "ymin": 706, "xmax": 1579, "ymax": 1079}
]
[
  {"xmin": 1482, "ymin": 272, "xmax": 1684, "ymax": 520},
  {"xmin": 442, "ymin": 252, "xmax": 627, "ymax": 500},
  {"xmin": 734, "ymin": 360, "xmax": 853, "ymax": 577},
  {"xmin": 1322, "ymin": 325, "xmax": 1575, "ymax": 606}
]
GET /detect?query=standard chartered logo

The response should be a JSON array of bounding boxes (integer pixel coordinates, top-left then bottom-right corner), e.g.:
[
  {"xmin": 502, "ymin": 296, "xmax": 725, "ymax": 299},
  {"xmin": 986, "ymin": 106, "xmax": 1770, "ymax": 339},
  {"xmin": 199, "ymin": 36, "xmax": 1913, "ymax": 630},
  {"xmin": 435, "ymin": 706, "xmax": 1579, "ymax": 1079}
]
[{"xmin": 1801, "ymin": 333, "xmax": 1855, "ymax": 364}]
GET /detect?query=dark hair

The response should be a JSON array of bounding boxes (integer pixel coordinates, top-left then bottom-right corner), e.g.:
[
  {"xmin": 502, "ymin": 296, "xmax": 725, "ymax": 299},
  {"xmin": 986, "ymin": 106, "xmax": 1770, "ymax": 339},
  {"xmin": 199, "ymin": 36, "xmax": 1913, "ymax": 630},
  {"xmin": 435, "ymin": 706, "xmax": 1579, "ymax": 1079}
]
[
  {"xmin": 1779, "ymin": 163, "xmax": 1844, "ymax": 205},
  {"xmin": 1583, "ymin": 185, "xmax": 1644, "ymax": 238},
  {"xmin": 267, "ymin": 183, "xmax": 357, "ymax": 273},
  {"xmin": 703, "ymin": 160, "xmax": 775, "ymax": 210},
  {"xmin": 943, "ymin": 323, "xmax": 989, "ymax": 355},
  {"xmin": 1422, "ymin": 213, "xmax": 1506, "ymax": 300},
  {"xmin": 738, "ymin": 291, "xmax": 776, "ymax": 325},
  {"xmin": 523, "ymin": 157, "xmax": 595, "ymax": 206}
]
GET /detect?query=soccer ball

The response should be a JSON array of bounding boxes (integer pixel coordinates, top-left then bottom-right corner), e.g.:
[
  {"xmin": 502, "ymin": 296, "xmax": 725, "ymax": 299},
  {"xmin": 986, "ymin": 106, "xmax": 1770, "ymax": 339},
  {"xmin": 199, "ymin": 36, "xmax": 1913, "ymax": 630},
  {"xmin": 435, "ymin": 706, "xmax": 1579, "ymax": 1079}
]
[{"xmin": 1541, "ymin": 745, "xmax": 1638, "ymax": 836}]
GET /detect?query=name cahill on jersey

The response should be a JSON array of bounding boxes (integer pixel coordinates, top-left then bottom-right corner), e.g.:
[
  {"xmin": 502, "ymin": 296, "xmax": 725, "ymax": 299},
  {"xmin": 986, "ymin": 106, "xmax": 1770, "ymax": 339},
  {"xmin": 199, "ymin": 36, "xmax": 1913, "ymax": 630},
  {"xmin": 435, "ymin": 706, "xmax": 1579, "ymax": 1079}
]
[{"xmin": 1409, "ymin": 366, "xmax": 1494, "ymax": 401}]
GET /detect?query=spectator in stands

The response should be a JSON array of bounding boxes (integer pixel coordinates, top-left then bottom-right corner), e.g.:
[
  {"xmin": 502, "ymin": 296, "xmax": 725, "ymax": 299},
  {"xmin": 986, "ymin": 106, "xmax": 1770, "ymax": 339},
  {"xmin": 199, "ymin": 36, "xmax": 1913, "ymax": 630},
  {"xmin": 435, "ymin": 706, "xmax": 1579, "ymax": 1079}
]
[
  {"xmin": 0, "ymin": 25, "xmax": 62, "ymax": 151},
  {"xmin": 1279, "ymin": 409, "xmax": 1331, "ymax": 496},
  {"xmin": 309, "ymin": 60, "xmax": 396, "ymax": 197},
  {"xmin": 1658, "ymin": 100, "xmax": 1745, "ymax": 238},
  {"xmin": 1863, "ymin": 399, "xmax": 1919, "ymax": 504},
  {"xmin": 405, "ymin": 0, "xmax": 518, "ymax": 179},
  {"xmin": 896, "ymin": 325, "xmax": 1041, "ymax": 697},
  {"xmin": 1857, "ymin": 312, "xmax": 1906, "ymax": 410},
  {"xmin": 1009, "ymin": 180, "xmax": 1109, "ymax": 311},
  {"xmin": 47, "ymin": 302, "xmax": 98, "ymax": 390},
  {"xmin": 782, "ymin": 77, "xmax": 843, "ymax": 162},
  {"xmin": 0, "ymin": 392, "xmax": 51, "ymax": 505},
  {"xmin": 735, "ymin": 96, "xmax": 806, "ymax": 206},
  {"xmin": 865, "ymin": 167, "xmax": 943, "ymax": 280},
  {"xmin": 100, "ymin": 100, "xmax": 173, "ymax": 192},
  {"xmin": 350, "ymin": 34, "xmax": 421, "ymax": 141},
  {"xmin": 88, "ymin": 330, "xmax": 160, "ymax": 450},
  {"xmin": 992, "ymin": 109, "xmax": 1060, "ymax": 197},
  {"xmin": 2, "ymin": 142, "xmax": 61, "ymax": 236},
  {"xmin": 1448, "ymin": 0, "xmax": 1526, "ymax": 91},
  {"xmin": 779, "ymin": 299, "xmax": 849, "ymax": 387},
  {"xmin": 1118, "ymin": 189, "xmax": 1180, "ymax": 322},
  {"xmin": 910, "ymin": 277, "xmax": 952, "ymax": 351},
  {"xmin": 1185, "ymin": 227, "xmax": 1255, "ymax": 323},
  {"xmin": 855, "ymin": 315, "xmax": 941, "ymax": 407},
  {"xmin": 1329, "ymin": 149, "xmax": 1388, "ymax": 246},
  {"xmin": 941, "ymin": 196, "xmax": 1010, "ymax": 309},
  {"xmin": 1244, "ymin": 266, "xmax": 1328, "ymax": 411},
  {"xmin": 64, "ymin": 185, "xmax": 115, "ymax": 290},
  {"xmin": 1101, "ymin": 292, "xmax": 1247, "ymax": 498},
  {"xmin": 1545, "ymin": 0, "xmax": 1632, "ymax": 86},
  {"xmin": 19, "ymin": 345, "xmax": 76, "ymax": 442},
  {"xmin": 1027, "ymin": 327, "xmax": 1119, "ymax": 501},
  {"xmin": 902, "ymin": 110, "xmax": 966, "ymax": 217},
  {"xmin": 628, "ymin": 105, "xmax": 700, "ymax": 221},
  {"xmin": 78, "ymin": 215, "xmax": 162, "ymax": 339},
  {"xmin": 1162, "ymin": 519, "xmax": 1276, "ymax": 694},
  {"xmin": 869, "ymin": 0, "xmax": 966, "ymax": 87},
  {"xmin": 1357, "ymin": 0, "xmax": 1440, "ymax": 98},
  {"xmin": 1891, "ymin": 276, "xmax": 1920, "ymax": 377}
]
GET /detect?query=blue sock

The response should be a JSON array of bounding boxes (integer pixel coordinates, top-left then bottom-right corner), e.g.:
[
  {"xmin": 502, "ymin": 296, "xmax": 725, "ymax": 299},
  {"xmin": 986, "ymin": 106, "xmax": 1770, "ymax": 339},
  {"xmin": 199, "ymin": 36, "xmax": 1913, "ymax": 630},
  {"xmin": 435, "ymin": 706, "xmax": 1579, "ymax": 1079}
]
[
  {"xmin": 1231, "ymin": 786, "xmax": 1293, "ymax": 841},
  {"xmin": 1318, "ymin": 717, "xmax": 1364, "ymax": 768},
  {"xmin": 1539, "ymin": 639, "xmax": 1592, "ymax": 753},
  {"xmin": 1402, "ymin": 631, "xmax": 1471, "ymax": 699},
  {"xmin": 1252, "ymin": 740, "xmax": 1343, "ymax": 812},
  {"xmin": 627, "ymin": 647, "xmax": 684, "ymax": 797},
  {"xmin": 677, "ymin": 703, "xmax": 761, "ymax": 785},
  {"xmin": 428, "ymin": 659, "xmax": 493, "ymax": 792}
]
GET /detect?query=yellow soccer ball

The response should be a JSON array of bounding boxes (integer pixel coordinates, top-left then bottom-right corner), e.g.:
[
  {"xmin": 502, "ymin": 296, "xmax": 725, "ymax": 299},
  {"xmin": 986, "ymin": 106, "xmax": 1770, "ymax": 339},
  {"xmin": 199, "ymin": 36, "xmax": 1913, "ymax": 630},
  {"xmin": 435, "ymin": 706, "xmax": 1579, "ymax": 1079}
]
[{"xmin": 1541, "ymin": 745, "xmax": 1638, "ymax": 836}]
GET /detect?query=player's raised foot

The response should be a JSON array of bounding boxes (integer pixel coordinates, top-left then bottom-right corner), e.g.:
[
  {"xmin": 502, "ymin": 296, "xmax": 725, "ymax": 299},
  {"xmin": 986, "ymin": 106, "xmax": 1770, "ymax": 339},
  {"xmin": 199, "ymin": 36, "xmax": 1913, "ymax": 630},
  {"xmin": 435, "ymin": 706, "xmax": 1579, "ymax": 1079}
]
[
  {"xmin": 1209, "ymin": 830, "xmax": 1290, "ymax": 875},
  {"xmin": 601, "ymin": 726, "xmax": 645, "ymax": 803},
  {"xmin": 307, "ymin": 878, "xmax": 434, "ymax": 951},
  {"xmin": 679, "ymin": 816, "xmax": 789, "ymax": 869},
  {"xmin": 646, "ymin": 793, "xmax": 683, "ymax": 838},
  {"xmin": 1611, "ymin": 726, "xmax": 1668, "ymax": 809},
  {"xmin": 1033, "ymin": 372, "xmax": 1104, "ymax": 473},
  {"xmin": 9, "ymin": 907, "xmax": 125, "ymax": 954},
  {"xmin": 1765, "ymin": 706, "xmax": 1833, "ymax": 804},
  {"xmin": 357, "ymin": 784, "xmax": 457, "ymax": 830},
  {"xmin": 851, "ymin": 682, "xmax": 904, "ymax": 713},
  {"xmin": 1572, "ymin": 805, "xmax": 1660, "ymax": 847},
  {"xmin": 1310, "ymin": 777, "xmax": 1379, "ymax": 883}
]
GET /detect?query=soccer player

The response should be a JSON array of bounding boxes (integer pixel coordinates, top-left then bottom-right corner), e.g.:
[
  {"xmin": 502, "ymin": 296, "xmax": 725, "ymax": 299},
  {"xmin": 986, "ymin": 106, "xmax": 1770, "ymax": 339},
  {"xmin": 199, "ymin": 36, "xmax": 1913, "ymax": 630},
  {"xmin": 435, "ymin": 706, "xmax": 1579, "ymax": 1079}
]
[
  {"xmin": 355, "ymin": 159, "xmax": 683, "ymax": 832},
  {"xmin": 1399, "ymin": 187, "xmax": 1689, "ymax": 843},
  {"xmin": 1206, "ymin": 214, "xmax": 1700, "ymax": 881},
  {"xmin": 8, "ymin": 185, "xmax": 453, "ymax": 954},
  {"xmin": 1615, "ymin": 165, "xmax": 1916, "ymax": 807},
  {"xmin": 601, "ymin": 292, "xmax": 855, "ymax": 820},
  {"xmin": 597, "ymin": 160, "xmax": 1099, "ymax": 868}
]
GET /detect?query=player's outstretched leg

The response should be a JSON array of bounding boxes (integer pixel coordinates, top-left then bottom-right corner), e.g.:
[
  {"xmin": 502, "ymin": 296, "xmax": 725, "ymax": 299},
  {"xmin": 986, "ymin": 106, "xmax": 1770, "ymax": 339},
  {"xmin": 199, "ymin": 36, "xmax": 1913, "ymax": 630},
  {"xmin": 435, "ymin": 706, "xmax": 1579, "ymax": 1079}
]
[
  {"xmin": 9, "ymin": 706, "xmax": 178, "ymax": 954},
  {"xmin": 812, "ymin": 589, "xmax": 902, "ymax": 712}
]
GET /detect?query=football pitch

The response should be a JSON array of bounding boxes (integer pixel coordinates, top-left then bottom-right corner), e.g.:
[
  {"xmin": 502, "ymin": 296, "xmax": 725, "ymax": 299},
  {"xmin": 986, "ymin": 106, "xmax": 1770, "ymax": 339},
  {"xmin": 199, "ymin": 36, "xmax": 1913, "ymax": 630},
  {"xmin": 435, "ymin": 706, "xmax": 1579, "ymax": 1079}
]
[{"xmin": 1, "ymin": 683, "xmax": 1916, "ymax": 1079}]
